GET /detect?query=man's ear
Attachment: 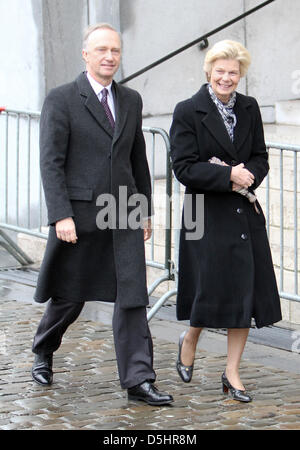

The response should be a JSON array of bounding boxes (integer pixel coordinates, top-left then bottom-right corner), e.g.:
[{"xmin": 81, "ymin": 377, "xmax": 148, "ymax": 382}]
[{"xmin": 82, "ymin": 49, "xmax": 88, "ymax": 63}]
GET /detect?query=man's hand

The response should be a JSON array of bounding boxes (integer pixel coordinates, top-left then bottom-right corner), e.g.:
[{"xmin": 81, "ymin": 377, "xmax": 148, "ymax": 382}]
[
  {"xmin": 143, "ymin": 218, "xmax": 152, "ymax": 241},
  {"xmin": 230, "ymin": 163, "xmax": 254, "ymax": 189},
  {"xmin": 55, "ymin": 217, "xmax": 78, "ymax": 244}
]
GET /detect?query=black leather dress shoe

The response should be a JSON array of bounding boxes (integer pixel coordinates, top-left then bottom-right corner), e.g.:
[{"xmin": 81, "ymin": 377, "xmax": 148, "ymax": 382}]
[
  {"xmin": 128, "ymin": 381, "xmax": 173, "ymax": 406},
  {"xmin": 176, "ymin": 331, "xmax": 194, "ymax": 383},
  {"xmin": 31, "ymin": 354, "xmax": 53, "ymax": 386},
  {"xmin": 222, "ymin": 372, "xmax": 252, "ymax": 403}
]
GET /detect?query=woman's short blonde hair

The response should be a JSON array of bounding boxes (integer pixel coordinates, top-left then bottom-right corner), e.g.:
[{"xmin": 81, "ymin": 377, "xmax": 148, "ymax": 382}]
[{"xmin": 203, "ymin": 40, "xmax": 251, "ymax": 78}]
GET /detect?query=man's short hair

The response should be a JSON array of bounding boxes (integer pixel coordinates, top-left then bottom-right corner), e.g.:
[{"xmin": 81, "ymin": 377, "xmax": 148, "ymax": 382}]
[{"xmin": 83, "ymin": 23, "xmax": 122, "ymax": 50}]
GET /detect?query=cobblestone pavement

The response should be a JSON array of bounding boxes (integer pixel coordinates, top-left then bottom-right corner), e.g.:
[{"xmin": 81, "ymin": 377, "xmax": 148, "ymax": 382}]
[{"xmin": 1, "ymin": 298, "xmax": 300, "ymax": 431}]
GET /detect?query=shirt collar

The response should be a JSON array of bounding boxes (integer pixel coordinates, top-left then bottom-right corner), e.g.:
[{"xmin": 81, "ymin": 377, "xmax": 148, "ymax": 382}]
[{"xmin": 86, "ymin": 71, "xmax": 113, "ymax": 98}]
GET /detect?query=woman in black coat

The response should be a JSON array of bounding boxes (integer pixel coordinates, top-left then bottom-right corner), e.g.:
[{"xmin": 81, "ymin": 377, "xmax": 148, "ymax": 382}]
[{"xmin": 170, "ymin": 40, "xmax": 282, "ymax": 402}]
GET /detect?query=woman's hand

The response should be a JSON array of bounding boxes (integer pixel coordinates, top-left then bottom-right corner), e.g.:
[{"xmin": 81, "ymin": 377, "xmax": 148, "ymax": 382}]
[
  {"xmin": 232, "ymin": 182, "xmax": 244, "ymax": 192},
  {"xmin": 230, "ymin": 163, "xmax": 254, "ymax": 188}
]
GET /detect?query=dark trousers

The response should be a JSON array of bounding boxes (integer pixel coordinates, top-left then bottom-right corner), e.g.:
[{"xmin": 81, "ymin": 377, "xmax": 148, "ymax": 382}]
[{"xmin": 32, "ymin": 297, "xmax": 156, "ymax": 389}]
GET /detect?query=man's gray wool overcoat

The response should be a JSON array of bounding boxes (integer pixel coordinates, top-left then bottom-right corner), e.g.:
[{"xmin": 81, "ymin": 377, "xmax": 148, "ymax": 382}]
[{"xmin": 35, "ymin": 72, "xmax": 152, "ymax": 308}]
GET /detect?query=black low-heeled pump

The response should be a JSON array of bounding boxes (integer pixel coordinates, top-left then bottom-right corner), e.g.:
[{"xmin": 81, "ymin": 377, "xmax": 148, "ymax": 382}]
[
  {"xmin": 221, "ymin": 372, "xmax": 252, "ymax": 403},
  {"xmin": 176, "ymin": 331, "xmax": 194, "ymax": 383}
]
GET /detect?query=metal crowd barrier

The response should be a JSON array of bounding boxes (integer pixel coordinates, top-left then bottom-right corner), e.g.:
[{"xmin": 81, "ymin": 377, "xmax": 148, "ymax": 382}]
[
  {"xmin": 0, "ymin": 107, "xmax": 44, "ymax": 238},
  {"xmin": 141, "ymin": 126, "xmax": 178, "ymax": 320},
  {"xmin": 1, "ymin": 107, "xmax": 300, "ymax": 319},
  {"xmin": 0, "ymin": 108, "xmax": 43, "ymax": 265},
  {"xmin": 265, "ymin": 142, "xmax": 300, "ymax": 304}
]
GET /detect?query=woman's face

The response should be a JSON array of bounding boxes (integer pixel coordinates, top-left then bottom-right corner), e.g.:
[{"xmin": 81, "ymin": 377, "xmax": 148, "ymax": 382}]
[{"xmin": 209, "ymin": 58, "xmax": 241, "ymax": 103}]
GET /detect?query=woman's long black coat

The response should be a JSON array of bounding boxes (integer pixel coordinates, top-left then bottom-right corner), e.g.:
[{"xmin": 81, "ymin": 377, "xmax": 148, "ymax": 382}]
[{"xmin": 170, "ymin": 84, "xmax": 282, "ymax": 328}]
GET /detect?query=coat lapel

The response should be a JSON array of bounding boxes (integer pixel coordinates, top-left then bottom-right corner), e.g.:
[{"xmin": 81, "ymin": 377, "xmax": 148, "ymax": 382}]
[
  {"xmin": 233, "ymin": 94, "xmax": 252, "ymax": 151},
  {"xmin": 76, "ymin": 72, "xmax": 114, "ymax": 138},
  {"xmin": 202, "ymin": 108, "xmax": 238, "ymax": 160},
  {"xmin": 193, "ymin": 85, "xmax": 238, "ymax": 160},
  {"xmin": 193, "ymin": 84, "xmax": 252, "ymax": 160},
  {"xmin": 111, "ymin": 81, "xmax": 130, "ymax": 145}
]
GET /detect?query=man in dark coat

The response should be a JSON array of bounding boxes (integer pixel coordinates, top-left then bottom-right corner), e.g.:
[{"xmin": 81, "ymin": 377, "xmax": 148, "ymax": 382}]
[{"xmin": 31, "ymin": 23, "xmax": 173, "ymax": 406}]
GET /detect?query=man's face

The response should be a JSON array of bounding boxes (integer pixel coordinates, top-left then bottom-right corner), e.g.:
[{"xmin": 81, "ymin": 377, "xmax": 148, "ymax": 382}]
[{"xmin": 82, "ymin": 28, "xmax": 121, "ymax": 85}]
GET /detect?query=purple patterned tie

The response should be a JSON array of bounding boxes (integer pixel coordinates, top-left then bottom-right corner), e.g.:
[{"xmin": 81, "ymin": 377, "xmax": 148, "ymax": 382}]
[{"xmin": 100, "ymin": 88, "xmax": 115, "ymax": 130}]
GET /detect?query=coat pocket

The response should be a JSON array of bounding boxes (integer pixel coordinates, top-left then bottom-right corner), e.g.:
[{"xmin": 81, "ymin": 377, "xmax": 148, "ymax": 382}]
[
  {"xmin": 67, "ymin": 186, "xmax": 93, "ymax": 201},
  {"xmin": 128, "ymin": 183, "xmax": 138, "ymax": 196}
]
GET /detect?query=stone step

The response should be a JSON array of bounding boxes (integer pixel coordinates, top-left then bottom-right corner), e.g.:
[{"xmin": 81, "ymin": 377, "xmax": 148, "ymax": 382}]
[
  {"xmin": 264, "ymin": 123, "xmax": 300, "ymax": 146},
  {"xmin": 275, "ymin": 99, "xmax": 300, "ymax": 126}
]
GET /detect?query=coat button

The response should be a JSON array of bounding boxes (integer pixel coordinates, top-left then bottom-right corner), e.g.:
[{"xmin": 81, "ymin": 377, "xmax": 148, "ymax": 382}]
[
  {"xmin": 237, "ymin": 208, "xmax": 243, "ymax": 214},
  {"xmin": 241, "ymin": 233, "xmax": 248, "ymax": 240},
  {"xmin": 231, "ymin": 159, "xmax": 238, "ymax": 166}
]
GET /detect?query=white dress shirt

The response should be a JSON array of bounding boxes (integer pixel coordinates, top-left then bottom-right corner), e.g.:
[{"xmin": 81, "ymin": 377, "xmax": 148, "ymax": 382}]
[{"xmin": 86, "ymin": 71, "xmax": 116, "ymax": 120}]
